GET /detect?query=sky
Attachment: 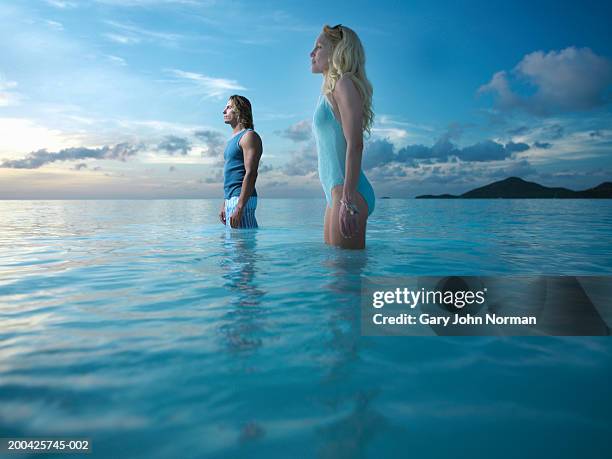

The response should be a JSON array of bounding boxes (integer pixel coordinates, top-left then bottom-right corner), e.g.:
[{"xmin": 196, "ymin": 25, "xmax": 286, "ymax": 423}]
[{"xmin": 0, "ymin": 0, "xmax": 611, "ymax": 199}]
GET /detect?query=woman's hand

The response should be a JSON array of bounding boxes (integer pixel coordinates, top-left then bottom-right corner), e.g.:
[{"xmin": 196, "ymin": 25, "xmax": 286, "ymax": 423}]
[
  {"xmin": 219, "ymin": 201, "xmax": 226, "ymax": 225},
  {"xmin": 339, "ymin": 200, "xmax": 359, "ymax": 239}
]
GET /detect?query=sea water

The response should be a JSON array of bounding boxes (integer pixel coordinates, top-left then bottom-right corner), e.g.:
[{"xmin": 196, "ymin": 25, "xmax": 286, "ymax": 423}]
[{"xmin": 1, "ymin": 199, "xmax": 611, "ymax": 458}]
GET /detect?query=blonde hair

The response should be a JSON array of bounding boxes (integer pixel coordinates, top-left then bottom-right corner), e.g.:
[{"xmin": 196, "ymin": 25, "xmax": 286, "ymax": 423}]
[{"xmin": 322, "ymin": 24, "xmax": 374, "ymax": 135}]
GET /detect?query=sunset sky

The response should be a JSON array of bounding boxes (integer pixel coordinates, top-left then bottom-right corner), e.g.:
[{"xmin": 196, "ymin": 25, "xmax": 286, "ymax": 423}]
[{"xmin": 1, "ymin": 0, "xmax": 611, "ymax": 199}]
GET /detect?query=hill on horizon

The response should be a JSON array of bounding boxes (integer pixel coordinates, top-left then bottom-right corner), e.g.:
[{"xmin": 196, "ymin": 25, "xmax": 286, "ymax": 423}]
[{"xmin": 416, "ymin": 177, "xmax": 612, "ymax": 199}]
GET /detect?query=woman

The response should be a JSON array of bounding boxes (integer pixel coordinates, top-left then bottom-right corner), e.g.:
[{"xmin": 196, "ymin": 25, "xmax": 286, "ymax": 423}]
[
  {"xmin": 218, "ymin": 95, "xmax": 263, "ymax": 229},
  {"xmin": 310, "ymin": 24, "xmax": 375, "ymax": 249}
]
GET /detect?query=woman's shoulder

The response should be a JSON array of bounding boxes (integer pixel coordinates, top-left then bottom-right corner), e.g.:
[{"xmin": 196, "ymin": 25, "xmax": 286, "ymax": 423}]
[
  {"xmin": 333, "ymin": 74, "xmax": 361, "ymax": 103},
  {"xmin": 336, "ymin": 73, "xmax": 357, "ymax": 90}
]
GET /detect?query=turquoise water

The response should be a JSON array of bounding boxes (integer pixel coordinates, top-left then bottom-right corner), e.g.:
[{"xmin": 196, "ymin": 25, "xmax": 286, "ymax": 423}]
[{"xmin": 1, "ymin": 199, "xmax": 611, "ymax": 458}]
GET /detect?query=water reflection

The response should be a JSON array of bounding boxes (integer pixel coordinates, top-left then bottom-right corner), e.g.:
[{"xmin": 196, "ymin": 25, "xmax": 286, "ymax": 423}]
[
  {"xmin": 316, "ymin": 249, "xmax": 391, "ymax": 457},
  {"xmin": 218, "ymin": 229, "xmax": 266, "ymax": 354}
]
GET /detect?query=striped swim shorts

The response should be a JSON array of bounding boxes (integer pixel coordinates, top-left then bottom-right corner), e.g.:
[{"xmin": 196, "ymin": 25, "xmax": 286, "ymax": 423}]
[{"xmin": 224, "ymin": 196, "xmax": 258, "ymax": 229}]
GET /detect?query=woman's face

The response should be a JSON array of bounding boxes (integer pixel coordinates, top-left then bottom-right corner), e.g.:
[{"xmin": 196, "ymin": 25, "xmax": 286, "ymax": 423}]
[{"xmin": 310, "ymin": 33, "xmax": 331, "ymax": 74}]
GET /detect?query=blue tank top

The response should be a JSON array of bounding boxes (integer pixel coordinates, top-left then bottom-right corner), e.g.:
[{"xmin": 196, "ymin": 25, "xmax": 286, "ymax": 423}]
[{"xmin": 223, "ymin": 128, "xmax": 258, "ymax": 199}]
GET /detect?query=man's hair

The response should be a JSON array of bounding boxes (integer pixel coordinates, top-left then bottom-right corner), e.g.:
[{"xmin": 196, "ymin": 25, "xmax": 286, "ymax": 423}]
[{"xmin": 229, "ymin": 95, "xmax": 254, "ymax": 130}]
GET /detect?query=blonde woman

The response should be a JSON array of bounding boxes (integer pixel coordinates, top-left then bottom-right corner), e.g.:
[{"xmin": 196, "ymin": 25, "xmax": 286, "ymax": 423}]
[{"xmin": 310, "ymin": 24, "xmax": 375, "ymax": 249}]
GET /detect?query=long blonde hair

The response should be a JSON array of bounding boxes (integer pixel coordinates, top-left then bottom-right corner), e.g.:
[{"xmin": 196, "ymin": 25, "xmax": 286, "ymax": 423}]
[{"xmin": 322, "ymin": 24, "xmax": 374, "ymax": 135}]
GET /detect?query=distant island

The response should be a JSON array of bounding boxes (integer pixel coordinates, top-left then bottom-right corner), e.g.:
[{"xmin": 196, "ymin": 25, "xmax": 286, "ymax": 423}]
[{"xmin": 416, "ymin": 177, "xmax": 612, "ymax": 199}]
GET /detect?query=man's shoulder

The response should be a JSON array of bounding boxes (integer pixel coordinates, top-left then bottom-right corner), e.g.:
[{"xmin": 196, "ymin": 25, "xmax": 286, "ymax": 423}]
[{"xmin": 240, "ymin": 129, "xmax": 262, "ymax": 145}]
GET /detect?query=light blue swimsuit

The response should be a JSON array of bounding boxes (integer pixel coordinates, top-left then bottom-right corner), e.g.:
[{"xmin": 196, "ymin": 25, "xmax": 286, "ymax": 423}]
[{"xmin": 312, "ymin": 95, "xmax": 375, "ymax": 216}]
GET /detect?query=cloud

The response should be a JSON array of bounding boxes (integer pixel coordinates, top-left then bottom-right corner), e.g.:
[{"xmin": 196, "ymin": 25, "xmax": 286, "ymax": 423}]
[
  {"xmin": 517, "ymin": 47, "xmax": 612, "ymax": 111},
  {"xmin": 0, "ymin": 75, "xmax": 21, "ymax": 107},
  {"xmin": 456, "ymin": 140, "xmax": 511, "ymax": 162},
  {"xmin": 167, "ymin": 69, "xmax": 246, "ymax": 99},
  {"xmin": 542, "ymin": 123, "xmax": 565, "ymax": 140},
  {"xmin": 44, "ymin": 0, "xmax": 78, "ymax": 8},
  {"xmin": 489, "ymin": 159, "xmax": 538, "ymax": 178},
  {"xmin": 479, "ymin": 71, "xmax": 519, "ymax": 109},
  {"xmin": 0, "ymin": 143, "xmax": 143, "ymax": 169},
  {"xmin": 479, "ymin": 47, "xmax": 612, "ymax": 115},
  {"xmin": 103, "ymin": 20, "xmax": 183, "ymax": 45},
  {"xmin": 397, "ymin": 144, "xmax": 439, "ymax": 162},
  {"xmin": 259, "ymin": 180, "xmax": 288, "ymax": 188},
  {"xmin": 94, "ymin": 0, "xmax": 205, "ymax": 6},
  {"xmin": 505, "ymin": 141, "xmax": 530, "ymax": 153},
  {"xmin": 276, "ymin": 119, "xmax": 312, "ymax": 142},
  {"xmin": 106, "ymin": 55, "xmax": 127, "ymax": 66},
  {"xmin": 367, "ymin": 157, "xmax": 543, "ymax": 197},
  {"xmin": 538, "ymin": 168, "xmax": 612, "ymax": 181},
  {"xmin": 277, "ymin": 133, "xmax": 532, "ymax": 183},
  {"xmin": 282, "ymin": 141, "xmax": 318, "ymax": 177},
  {"xmin": 370, "ymin": 127, "xmax": 410, "ymax": 145},
  {"xmin": 104, "ymin": 33, "xmax": 141, "ymax": 45},
  {"xmin": 157, "ymin": 135, "xmax": 192, "ymax": 155},
  {"xmin": 507, "ymin": 126, "xmax": 530, "ymax": 136},
  {"xmin": 272, "ymin": 128, "xmax": 537, "ymax": 184},
  {"xmin": 430, "ymin": 136, "xmax": 459, "ymax": 159},
  {"xmin": 203, "ymin": 169, "xmax": 223, "ymax": 184},
  {"xmin": 371, "ymin": 115, "xmax": 437, "ymax": 148},
  {"xmin": 45, "ymin": 20, "xmax": 64, "ymax": 31},
  {"xmin": 194, "ymin": 129, "xmax": 225, "ymax": 158},
  {"xmin": 194, "ymin": 129, "xmax": 226, "ymax": 182},
  {"xmin": 534, "ymin": 141, "xmax": 552, "ymax": 149},
  {"xmin": 362, "ymin": 138, "xmax": 397, "ymax": 170},
  {"xmin": 367, "ymin": 163, "xmax": 409, "ymax": 182},
  {"xmin": 362, "ymin": 136, "xmax": 524, "ymax": 169}
]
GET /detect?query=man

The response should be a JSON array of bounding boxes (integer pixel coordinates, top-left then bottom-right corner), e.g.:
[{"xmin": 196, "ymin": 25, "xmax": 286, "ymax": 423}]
[{"xmin": 218, "ymin": 95, "xmax": 263, "ymax": 228}]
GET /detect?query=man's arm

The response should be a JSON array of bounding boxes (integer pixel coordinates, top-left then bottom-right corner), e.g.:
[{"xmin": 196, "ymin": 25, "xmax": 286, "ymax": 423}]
[{"xmin": 236, "ymin": 131, "xmax": 263, "ymax": 208}]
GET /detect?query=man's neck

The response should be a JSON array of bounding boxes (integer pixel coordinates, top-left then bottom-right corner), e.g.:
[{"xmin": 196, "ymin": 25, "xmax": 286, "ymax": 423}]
[{"xmin": 232, "ymin": 124, "xmax": 245, "ymax": 135}]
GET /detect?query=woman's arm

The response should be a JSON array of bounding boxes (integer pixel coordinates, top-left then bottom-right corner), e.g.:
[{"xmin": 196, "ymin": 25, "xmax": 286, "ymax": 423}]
[
  {"xmin": 230, "ymin": 131, "xmax": 263, "ymax": 228},
  {"xmin": 334, "ymin": 75, "xmax": 364, "ymax": 237}
]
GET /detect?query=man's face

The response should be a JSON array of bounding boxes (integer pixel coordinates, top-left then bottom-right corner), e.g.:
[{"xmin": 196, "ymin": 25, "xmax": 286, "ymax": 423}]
[{"xmin": 223, "ymin": 100, "xmax": 237, "ymax": 125}]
